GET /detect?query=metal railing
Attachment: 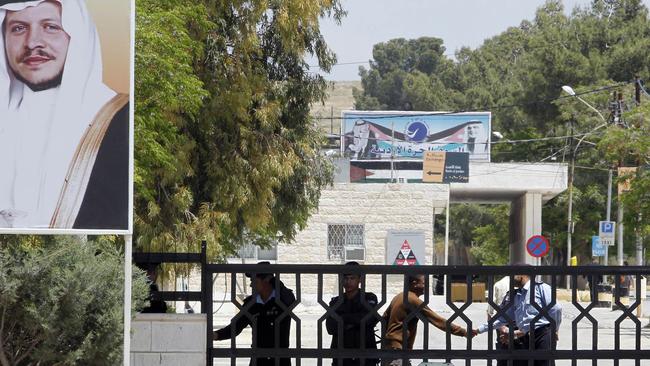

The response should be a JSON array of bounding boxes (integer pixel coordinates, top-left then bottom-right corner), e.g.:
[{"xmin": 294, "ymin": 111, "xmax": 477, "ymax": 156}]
[
  {"xmin": 133, "ymin": 241, "xmax": 209, "ymax": 311},
  {"xmin": 205, "ymin": 264, "xmax": 650, "ymax": 366}
]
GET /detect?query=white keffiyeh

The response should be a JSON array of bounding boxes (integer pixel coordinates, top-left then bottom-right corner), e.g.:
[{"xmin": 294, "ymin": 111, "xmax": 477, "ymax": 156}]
[{"xmin": 0, "ymin": 0, "xmax": 115, "ymax": 228}]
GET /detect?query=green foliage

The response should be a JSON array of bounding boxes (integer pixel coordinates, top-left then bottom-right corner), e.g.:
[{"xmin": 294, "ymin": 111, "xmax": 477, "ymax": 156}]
[
  {"xmin": 356, "ymin": 0, "xmax": 650, "ymax": 265},
  {"xmin": 599, "ymin": 100, "xmax": 650, "ymax": 251},
  {"xmin": 469, "ymin": 205, "xmax": 511, "ymax": 266},
  {"xmin": 134, "ymin": 0, "xmax": 342, "ymax": 257},
  {"xmin": 0, "ymin": 237, "xmax": 148, "ymax": 366}
]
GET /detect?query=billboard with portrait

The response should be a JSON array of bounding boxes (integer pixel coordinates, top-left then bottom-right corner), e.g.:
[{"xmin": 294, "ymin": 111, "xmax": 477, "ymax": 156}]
[
  {"xmin": 341, "ymin": 111, "xmax": 491, "ymax": 162},
  {"xmin": 0, "ymin": 0, "xmax": 133, "ymax": 234}
]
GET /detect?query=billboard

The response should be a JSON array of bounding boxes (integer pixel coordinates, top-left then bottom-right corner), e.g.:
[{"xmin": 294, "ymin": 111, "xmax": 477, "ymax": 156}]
[
  {"xmin": 342, "ymin": 111, "xmax": 491, "ymax": 162},
  {"xmin": 0, "ymin": 0, "xmax": 133, "ymax": 234}
]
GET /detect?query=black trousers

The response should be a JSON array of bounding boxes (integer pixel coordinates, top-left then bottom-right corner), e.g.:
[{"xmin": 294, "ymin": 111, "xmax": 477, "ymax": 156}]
[{"xmin": 495, "ymin": 326, "xmax": 554, "ymax": 366}]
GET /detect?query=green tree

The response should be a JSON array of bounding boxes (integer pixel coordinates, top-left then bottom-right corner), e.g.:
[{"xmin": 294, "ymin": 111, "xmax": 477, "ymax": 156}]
[
  {"xmin": 134, "ymin": 0, "xmax": 343, "ymax": 256},
  {"xmin": 599, "ymin": 100, "xmax": 650, "ymax": 262},
  {"xmin": 469, "ymin": 205, "xmax": 511, "ymax": 266},
  {"xmin": 0, "ymin": 238, "xmax": 148, "ymax": 366},
  {"xmin": 355, "ymin": 0, "xmax": 650, "ymax": 265}
]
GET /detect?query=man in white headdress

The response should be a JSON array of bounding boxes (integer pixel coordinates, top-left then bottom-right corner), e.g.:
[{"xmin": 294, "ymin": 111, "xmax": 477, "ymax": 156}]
[
  {"xmin": 0, "ymin": 0, "xmax": 129, "ymax": 230},
  {"xmin": 464, "ymin": 120, "xmax": 487, "ymax": 155}
]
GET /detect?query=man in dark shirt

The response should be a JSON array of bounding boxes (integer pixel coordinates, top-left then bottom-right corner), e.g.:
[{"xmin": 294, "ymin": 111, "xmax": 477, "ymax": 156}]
[
  {"xmin": 139, "ymin": 263, "xmax": 167, "ymax": 314},
  {"xmin": 213, "ymin": 262, "xmax": 296, "ymax": 366},
  {"xmin": 326, "ymin": 262, "xmax": 379, "ymax": 366}
]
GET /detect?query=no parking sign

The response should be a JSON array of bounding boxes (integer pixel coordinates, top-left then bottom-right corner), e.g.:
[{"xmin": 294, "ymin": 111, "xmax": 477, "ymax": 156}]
[{"xmin": 526, "ymin": 235, "xmax": 550, "ymax": 258}]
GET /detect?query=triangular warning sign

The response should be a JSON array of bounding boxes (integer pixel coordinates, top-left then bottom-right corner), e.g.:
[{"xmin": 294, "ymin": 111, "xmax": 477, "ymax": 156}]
[
  {"xmin": 394, "ymin": 240, "xmax": 420, "ymax": 266},
  {"xmin": 401, "ymin": 240, "xmax": 411, "ymax": 251}
]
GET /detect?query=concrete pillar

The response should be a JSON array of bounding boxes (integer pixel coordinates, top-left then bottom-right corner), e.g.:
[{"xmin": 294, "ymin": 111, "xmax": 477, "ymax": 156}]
[{"xmin": 509, "ymin": 192, "xmax": 543, "ymax": 265}]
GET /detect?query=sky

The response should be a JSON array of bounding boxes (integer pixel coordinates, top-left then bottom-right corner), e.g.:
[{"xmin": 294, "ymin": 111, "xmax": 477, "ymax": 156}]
[{"xmin": 312, "ymin": 0, "xmax": 650, "ymax": 81}]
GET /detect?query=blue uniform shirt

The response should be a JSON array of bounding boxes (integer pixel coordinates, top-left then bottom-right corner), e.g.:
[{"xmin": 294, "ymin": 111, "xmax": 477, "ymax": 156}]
[{"xmin": 478, "ymin": 279, "xmax": 562, "ymax": 334}]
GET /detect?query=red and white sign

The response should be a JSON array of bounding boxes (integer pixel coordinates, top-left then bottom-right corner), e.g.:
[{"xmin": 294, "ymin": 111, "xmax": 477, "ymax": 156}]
[{"xmin": 393, "ymin": 240, "xmax": 419, "ymax": 266}]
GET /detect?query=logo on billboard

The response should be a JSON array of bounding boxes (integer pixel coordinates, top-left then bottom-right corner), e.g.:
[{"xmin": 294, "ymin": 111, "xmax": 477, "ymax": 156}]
[{"xmin": 405, "ymin": 121, "xmax": 429, "ymax": 143}]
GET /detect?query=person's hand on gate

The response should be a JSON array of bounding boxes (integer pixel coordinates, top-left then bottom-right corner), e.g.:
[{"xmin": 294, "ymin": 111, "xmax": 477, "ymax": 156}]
[{"xmin": 498, "ymin": 329, "xmax": 524, "ymax": 344}]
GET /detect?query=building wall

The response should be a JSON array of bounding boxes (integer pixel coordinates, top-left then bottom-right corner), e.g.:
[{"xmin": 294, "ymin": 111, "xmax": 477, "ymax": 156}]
[
  {"xmin": 277, "ymin": 183, "xmax": 449, "ymax": 299},
  {"xmin": 131, "ymin": 313, "xmax": 206, "ymax": 366}
]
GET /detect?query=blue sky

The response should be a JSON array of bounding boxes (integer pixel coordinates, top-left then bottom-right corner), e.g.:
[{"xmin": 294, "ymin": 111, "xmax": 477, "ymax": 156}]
[{"xmin": 311, "ymin": 0, "xmax": 650, "ymax": 80}]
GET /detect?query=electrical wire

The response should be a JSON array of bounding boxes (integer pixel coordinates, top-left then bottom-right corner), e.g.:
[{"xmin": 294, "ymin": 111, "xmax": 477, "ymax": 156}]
[
  {"xmin": 312, "ymin": 81, "xmax": 633, "ymax": 121},
  {"xmin": 323, "ymin": 130, "xmax": 605, "ymax": 146}
]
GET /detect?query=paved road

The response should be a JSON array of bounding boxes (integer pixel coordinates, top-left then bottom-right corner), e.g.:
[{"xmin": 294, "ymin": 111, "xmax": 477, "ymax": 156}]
[{"xmin": 211, "ymin": 296, "xmax": 650, "ymax": 366}]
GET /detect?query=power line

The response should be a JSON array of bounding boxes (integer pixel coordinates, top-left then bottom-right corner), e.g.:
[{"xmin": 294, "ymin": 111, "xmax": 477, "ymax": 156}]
[
  {"xmin": 312, "ymin": 80, "xmax": 633, "ymax": 121},
  {"xmin": 322, "ymin": 130, "xmax": 605, "ymax": 145}
]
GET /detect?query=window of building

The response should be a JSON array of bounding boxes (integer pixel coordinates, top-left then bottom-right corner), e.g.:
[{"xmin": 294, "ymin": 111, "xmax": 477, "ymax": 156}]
[
  {"xmin": 327, "ymin": 224, "xmax": 364, "ymax": 261},
  {"xmin": 231, "ymin": 243, "xmax": 278, "ymax": 261}
]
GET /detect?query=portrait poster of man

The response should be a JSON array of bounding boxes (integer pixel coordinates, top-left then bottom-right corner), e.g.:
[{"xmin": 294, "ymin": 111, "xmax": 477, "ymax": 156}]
[
  {"xmin": 341, "ymin": 111, "xmax": 491, "ymax": 162},
  {"xmin": 0, "ymin": 0, "xmax": 132, "ymax": 233}
]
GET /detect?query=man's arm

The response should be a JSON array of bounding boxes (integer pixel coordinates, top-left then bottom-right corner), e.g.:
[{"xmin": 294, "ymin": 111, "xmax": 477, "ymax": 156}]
[
  {"xmin": 477, "ymin": 295, "xmax": 515, "ymax": 334},
  {"xmin": 214, "ymin": 304, "xmax": 252, "ymax": 340},
  {"xmin": 409, "ymin": 293, "xmax": 466, "ymax": 337},
  {"xmin": 543, "ymin": 284, "xmax": 562, "ymax": 328}
]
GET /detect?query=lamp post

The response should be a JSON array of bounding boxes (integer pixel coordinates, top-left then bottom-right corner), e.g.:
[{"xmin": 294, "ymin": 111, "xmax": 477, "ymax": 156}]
[{"xmin": 561, "ymin": 85, "xmax": 610, "ymax": 288}]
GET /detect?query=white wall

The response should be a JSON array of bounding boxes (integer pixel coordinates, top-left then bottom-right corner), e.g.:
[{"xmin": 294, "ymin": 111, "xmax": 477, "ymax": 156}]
[
  {"xmin": 278, "ymin": 183, "xmax": 449, "ymax": 298},
  {"xmin": 131, "ymin": 314, "xmax": 206, "ymax": 366}
]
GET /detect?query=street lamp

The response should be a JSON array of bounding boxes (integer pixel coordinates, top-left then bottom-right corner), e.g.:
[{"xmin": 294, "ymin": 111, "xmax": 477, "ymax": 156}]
[
  {"xmin": 562, "ymin": 86, "xmax": 607, "ymax": 122},
  {"xmin": 562, "ymin": 85, "xmax": 610, "ymax": 288}
]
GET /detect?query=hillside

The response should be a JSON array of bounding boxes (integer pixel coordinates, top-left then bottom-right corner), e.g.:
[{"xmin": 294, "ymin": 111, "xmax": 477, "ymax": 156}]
[{"xmin": 311, "ymin": 80, "xmax": 361, "ymax": 134}]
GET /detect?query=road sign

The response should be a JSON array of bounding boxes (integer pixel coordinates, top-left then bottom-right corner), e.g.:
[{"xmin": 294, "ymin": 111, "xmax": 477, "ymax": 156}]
[
  {"xmin": 526, "ymin": 235, "xmax": 550, "ymax": 258},
  {"xmin": 592, "ymin": 236, "xmax": 606, "ymax": 257},
  {"xmin": 393, "ymin": 240, "xmax": 419, "ymax": 266},
  {"xmin": 423, "ymin": 151, "xmax": 446, "ymax": 183},
  {"xmin": 599, "ymin": 221, "xmax": 616, "ymax": 246},
  {"xmin": 422, "ymin": 151, "xmax": 469, "ymax": 183}
]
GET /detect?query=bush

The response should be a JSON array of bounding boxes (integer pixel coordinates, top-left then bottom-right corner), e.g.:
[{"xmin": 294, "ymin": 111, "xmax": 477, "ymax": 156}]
[{"xmin": 0, "ymin": 237, "xmax": 148, "ymax": 366}]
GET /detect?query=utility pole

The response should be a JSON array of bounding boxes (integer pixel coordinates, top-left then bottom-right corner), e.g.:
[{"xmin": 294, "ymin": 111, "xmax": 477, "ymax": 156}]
[
  {"xmin": 636, "ymin": 213, "xmax": 644, "ymax": 265},
  {"xmin": 635, "ymin": 75, "xmax": 641, "ymax": 106},
  {"xmin": 566, "ymin": 122, "xmax": 575, "ymax": 289},
  {"xmin": 604, "ymin": 168, "xmax": 612, "ymax": 281},
  {"xmin": 634, "ymin": 78, "xmax": 643, "ymax": 266}
]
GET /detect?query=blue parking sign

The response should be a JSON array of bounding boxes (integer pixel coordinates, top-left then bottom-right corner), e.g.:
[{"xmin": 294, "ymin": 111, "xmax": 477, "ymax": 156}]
[{"xmin": 601, "ymin": 221, "xmax": 614, "ymax": 233}]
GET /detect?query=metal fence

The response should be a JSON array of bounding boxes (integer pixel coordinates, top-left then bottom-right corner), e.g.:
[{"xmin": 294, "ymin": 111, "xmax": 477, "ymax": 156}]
[
  {"xmin": 135, "ymin": 246, "xmax": 650, "ymax": 366},
  {"xmin": 205, "ymin": 264, "xmax": 650, "ymax": 366}
]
